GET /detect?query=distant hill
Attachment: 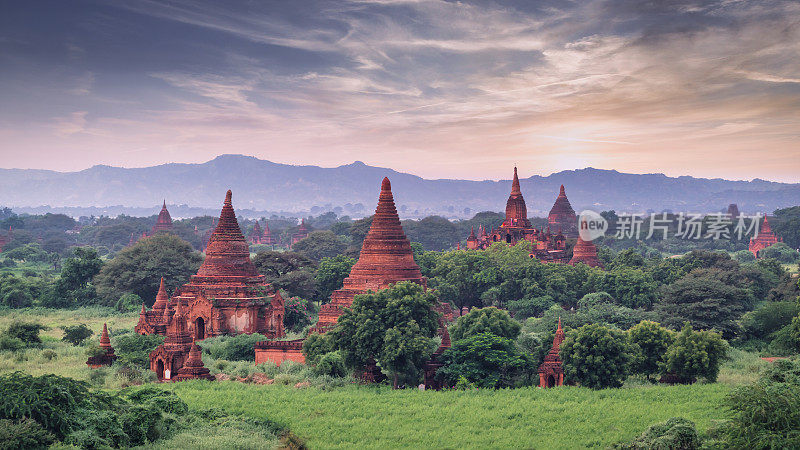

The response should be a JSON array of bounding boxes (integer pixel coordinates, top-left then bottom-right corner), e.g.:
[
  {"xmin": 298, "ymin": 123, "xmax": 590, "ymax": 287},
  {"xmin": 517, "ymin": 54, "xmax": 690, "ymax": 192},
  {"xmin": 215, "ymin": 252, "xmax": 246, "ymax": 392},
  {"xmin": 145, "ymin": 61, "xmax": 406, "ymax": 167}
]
[{"xmin": 1, "ymin": 154, "xmax": 797, "ymax": 218}]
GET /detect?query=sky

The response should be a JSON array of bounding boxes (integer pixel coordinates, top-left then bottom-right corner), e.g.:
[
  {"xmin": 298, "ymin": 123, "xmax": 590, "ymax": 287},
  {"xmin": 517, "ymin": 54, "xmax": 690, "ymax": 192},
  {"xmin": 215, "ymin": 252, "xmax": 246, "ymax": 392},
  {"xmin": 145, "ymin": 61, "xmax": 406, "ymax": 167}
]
[{"xmin": 1, "ymin": 0, "xmax": 799, "ymax": 182}]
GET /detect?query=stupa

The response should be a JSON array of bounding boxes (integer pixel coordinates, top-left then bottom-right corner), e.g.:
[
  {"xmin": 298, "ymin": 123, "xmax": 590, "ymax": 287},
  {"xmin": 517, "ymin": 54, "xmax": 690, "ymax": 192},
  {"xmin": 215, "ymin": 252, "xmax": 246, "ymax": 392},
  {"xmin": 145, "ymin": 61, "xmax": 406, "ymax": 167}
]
[
  {"xmin": 151, "ymin": 200, "xmax": 174, "ymax": 234},
  {"xmin": 86, "ymin": 323, "xmax": 117, "ymax": 368},
  {"xmin": 136, "ymin": 190, "xmax": 285, "ymax": 340},
  {"xmin": 149, "ymin": 300, "xmax": 194, "ymax": 381},
  {"xmin": 548, "ymin": 185, "xmax": 578, "ymax": 238},
  {"xmin": 538, "ymin": 319, "xmax": 565, "ymax": 388},
  {"xmin": 172, "ymin": 343, "xmax": 215, "ymax": 381},
  {"xmin": 311, "ymin": 177, "xmax": 427, "ymax": 333},
  {"xmin": 568, "ymin": 237, "xmax": 603, "ymax": 268}
]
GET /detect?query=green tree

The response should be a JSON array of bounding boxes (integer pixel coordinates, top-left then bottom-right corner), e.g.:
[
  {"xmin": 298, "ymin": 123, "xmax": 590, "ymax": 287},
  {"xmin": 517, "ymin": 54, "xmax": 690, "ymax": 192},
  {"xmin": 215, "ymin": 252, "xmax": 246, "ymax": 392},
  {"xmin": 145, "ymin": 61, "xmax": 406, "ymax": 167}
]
[
  {"xmin": 560, "ymin": 323, "xmax": 632, "ymax": 389},
  {"xmin": 94, "ymin": 234, "xmax": 202, "ymax": 306},
  {"xmin": 449, "ymin": 307, "xmax": 521, "ymax": 341},
  {"xmin": 656, "ymin": 272, "xmax": 752, "ymax": 339},
  {"xmin": 60, "ymin": 324, "xmax": 93, "ymax": 346},
  {"xmin": 4, "ymin": 321, "xmax": 48, "ymax": 345},
  {"xmin": 330, "ymin": 281, "xmax": 440, "ymax": 388},
  {"xmin": 628, "ymin": 321, "xmax": 673, "ymax": 380},
  {"xmin": 301, "ymin": 333, "xmax": 334, "ymax": 366},
  {"xmin": 114, "ymin": 334, "xmax": 165, "ymax": 367},
  {"xmin": 595, "ymin": 268, "xmax": 657, "ymax": 309},
  {"xmin": 437, "ymin": 332, "xmax": 531, "ymax": 388},
  {"xmin": 759, "ymin": 242, "xmax": 800, "ymax": 263},
  {"xmin": 291, "ymin": 231, "xmax": 348, "ymax": 262},
  {"xmin": 47, "ymin": 247, "xmax": 104, "ymax": 308},
  {"xmin": 252, "ymin": 250, "xmax": 317, "ymax": 299},
  {"xmin": 662, "ymin": 324, "xmax": 728, "ymax": 383},
  {"xmin": 402, "ymin": 216, "xmax": 461, "ymax": 251},
  {"xmin": 314, "ymin": 255, "xmax": 355, "ymax": 303},
  {"xmin": 771, "ymin": 206, "xmax": 800, "ymax": 250},
  {"xmin": 740, "ymin": 301, "xmax": 800, "ymax": 340}
]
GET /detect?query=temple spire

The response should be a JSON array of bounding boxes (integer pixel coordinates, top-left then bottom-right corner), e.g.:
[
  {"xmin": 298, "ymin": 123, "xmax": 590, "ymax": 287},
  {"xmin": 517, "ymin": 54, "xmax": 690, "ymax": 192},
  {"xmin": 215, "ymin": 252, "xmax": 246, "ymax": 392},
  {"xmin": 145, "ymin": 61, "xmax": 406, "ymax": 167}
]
[
  {"xmin": 153, "ymin": 277, "xmax": 169, "ymax": 311},
  {"xmin": 559, "ymin": 184, "xmax": 566, "ymax": 196},
  {"xmin": 196, "ymin": 190, "xmax": 259, "ymax": 278},
  {"xmin": 511, "ymin": 167, "xmax": 521, "ymax": 195},
  {"xmin": 100, "ymin": 323, "xmax": 111, "ymax": 349}
]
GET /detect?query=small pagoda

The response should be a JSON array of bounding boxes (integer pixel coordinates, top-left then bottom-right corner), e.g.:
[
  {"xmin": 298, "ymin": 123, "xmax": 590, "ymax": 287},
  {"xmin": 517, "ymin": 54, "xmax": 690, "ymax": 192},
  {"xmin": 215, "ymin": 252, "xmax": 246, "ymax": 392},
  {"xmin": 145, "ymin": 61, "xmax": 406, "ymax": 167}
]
[
  {"xmin": 291, "ymin": 219, "xmax": 310, "ymax": 245},
  {"xmin": 172, "ymin": 343, "xmax": 214, "ymax": 381},
  {"xmin": 151, "ymin": 200, "xmax": 174, "ymax": 234},
  {"xmin": 749, "ymin": 215, "xmax": 782, "ymax": 258},
  {"xmin": 86, "ymin": 323, "xmax": 117, "ymax": 368},
  {"xmin": 149, "ymin": 300, "xmax": 194, "ymax": 381},
  {"xmin": 538, "ymin": 319, "xmax": 565, "ymax": 388},
  {"xmin": 568, "ymin": 237, "xmax": 603, "ymax": 268}
]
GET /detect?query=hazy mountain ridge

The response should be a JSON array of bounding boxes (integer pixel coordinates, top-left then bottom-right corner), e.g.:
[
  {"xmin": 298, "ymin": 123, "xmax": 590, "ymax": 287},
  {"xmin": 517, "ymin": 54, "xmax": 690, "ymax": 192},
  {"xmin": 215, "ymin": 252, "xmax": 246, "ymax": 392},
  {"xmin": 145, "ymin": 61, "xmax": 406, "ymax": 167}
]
[{"xmin": 1, "ymin": 155, "xmax": 797, "ymax": 218}]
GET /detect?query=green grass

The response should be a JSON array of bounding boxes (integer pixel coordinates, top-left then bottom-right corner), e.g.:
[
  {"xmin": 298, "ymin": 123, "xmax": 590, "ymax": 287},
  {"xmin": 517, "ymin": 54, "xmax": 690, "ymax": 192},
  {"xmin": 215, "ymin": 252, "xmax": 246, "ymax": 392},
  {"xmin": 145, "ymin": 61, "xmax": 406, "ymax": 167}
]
[{"xmin": 168, "ymin": 381, "xmax": 730, "ymax": 449}]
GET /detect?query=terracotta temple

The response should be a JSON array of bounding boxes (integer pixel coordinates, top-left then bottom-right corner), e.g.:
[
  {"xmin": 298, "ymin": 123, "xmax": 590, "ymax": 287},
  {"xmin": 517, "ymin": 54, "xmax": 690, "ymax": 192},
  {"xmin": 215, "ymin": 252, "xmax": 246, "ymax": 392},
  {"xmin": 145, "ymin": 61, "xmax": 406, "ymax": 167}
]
[
  {"xmin": 256, "ymin": 177, "xmax": 454, "ymax": 370},
  {"xmin": 128, "ymin": 201, "xmax": 175, "ymax": 246},
  {"xmin": 86, "ymin": 323, "xmax": 117, "ymax": 368},
  {"xmin": 248, "ymin": 219, "xmax": 276, "ymax": 245},
  {"xmin": 548, "ymin": 185, "xmax": 578, "ymax": 238},
  {"xmin": 568, "ymin": 236, "xmax": 603, "ymax": 268},
  {"xmin": 538, "ymin": 319, "xmax": 565, "ymax": 388},
  {"xmin": 312, "ymin": 177, "xmax": 430, "ymax": 333},
  {"xmin": 749, "ymin": 215, "xmax": 782, "ymax": 258},
  {"xmin": 137, "ymin": 190, "xmax": 285, "ymax": 378},
  {"xmin": 291, "ymin": 219, "xmax": 310, "ymax": 245},
  {"xmin": 466, "ymin": 168, "xmax": 571, "ymax": 264}
]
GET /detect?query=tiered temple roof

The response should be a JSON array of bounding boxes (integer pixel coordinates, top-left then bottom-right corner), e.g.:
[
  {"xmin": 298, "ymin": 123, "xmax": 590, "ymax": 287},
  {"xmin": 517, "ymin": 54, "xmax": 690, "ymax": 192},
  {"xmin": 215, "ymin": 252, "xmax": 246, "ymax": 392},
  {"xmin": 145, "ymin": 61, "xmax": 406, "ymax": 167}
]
[
  {"xmin": 312, "ymin": 177, "xmax": 427, "ymax": 333},
  {"xmin": 749, "ymin": 215, "xmax": 782, "ymax": 258},
  {"xmin": 548, "ymin": 185, "xmax": 578, "ymax": 238},
  {"xmin": 152, "ymin": 200, "xmax": 174, "ymax": 234},
  {"xmin": 503, "ymin": 167, "xmax": 531, "ymax": 228}
]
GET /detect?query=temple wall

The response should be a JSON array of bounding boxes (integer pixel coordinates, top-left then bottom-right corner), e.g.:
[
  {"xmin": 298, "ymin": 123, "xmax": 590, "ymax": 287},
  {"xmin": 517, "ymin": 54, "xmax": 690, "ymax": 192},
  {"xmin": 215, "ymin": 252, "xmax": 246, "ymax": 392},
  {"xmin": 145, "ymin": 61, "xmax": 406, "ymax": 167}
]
[
  {"xmin": 226, "ymin": 309, "xmax": 254, "ymax": 333},
  {"xmin": 255, "ymin": 346, "xmax": 305, "ymax": 366}
]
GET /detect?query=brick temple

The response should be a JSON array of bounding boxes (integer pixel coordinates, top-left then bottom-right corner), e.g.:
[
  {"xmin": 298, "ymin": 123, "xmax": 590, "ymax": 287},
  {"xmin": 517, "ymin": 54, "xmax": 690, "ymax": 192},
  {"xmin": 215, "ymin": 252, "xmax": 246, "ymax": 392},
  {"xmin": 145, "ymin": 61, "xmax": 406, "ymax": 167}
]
[
  {"xmin": 291, "ymin": 219, "xmax": 310, "ymax": 245},
  {"xmin": 136, "ymin": 190, "xmax": 285, "ymax": 341},
  {"xmin": 568, "ymin": 236, "xmax": 603, "ymax": 268},
  {"xmin": 129, "ymin": 201, "xmax": 175, "ymax": 246},
  {"xmin": 256, "ymin": 177, "xmax": 454, "ymax": 369},
  {"xmin": 466, "ymin": 167, "xmax": 571, "ymax": 264},
  {"xmin": 86, "ymin": 323, "xmax": 117, "ymax": 368},
  {"xmin": 538, "ymin": 319, "xmax": 565, "ymax": 388},
  {"xmin": 749, "ymin": 215, "xmax": 782, "ymax": 258},
  {"xmin": 248, "ymin": 219, "xmax": 276, "ymax": 245}
]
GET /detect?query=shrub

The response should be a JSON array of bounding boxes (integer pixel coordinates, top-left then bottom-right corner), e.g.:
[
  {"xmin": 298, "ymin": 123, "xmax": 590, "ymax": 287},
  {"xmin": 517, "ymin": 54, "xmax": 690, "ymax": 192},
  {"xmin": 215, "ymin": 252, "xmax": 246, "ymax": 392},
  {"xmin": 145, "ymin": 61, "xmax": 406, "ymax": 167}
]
[
  {"xmin": 449, "ymin": 307, "xmax": 522, "ymax": 341},
  {"xmin": 41, "ymin": 349, "xmax": 57, "ymax": 361},
  {"xmin": 314, "ymin": 351, "xmax": 347, "ymax": 377},
  {"xmin": 114, "ymin": 333, "xmax": 164, "ymax": 367},
  {"xmin": 3, "ymin": 321, "xmax": 48, "ymax": 345},
  {"xmin": 199, "ymin": 333, "xmax": 269, "ymax": 361},
  {"xmin": 628, "ymin": 321, "xmax": 673, "ymax": 380},
  {"xmin": 0, "ymin": 418, "xmax": 56, "ymax": 450},
  {"xmin": 60, "ymin": 323, "xmax": 93, "ymax": 346},
  {"xmin": 507, "ymin": 295, "xmax": 555, "ymax": 320},
  {"xmin": 661, "ymin": 323, "xmax": 728, "ymax": 383},
  {"xmin": 613, "ymin": 417, "xmax": 699, "ymax": 449},
  {"xmin": 284, "ymin": 296, "xmax": 316, "ymax": 333},
  {"xmin": 741, "ymin": 301, "xmax": 800, "ymax": 340},
  {"xmin": 115, "ymin": 293, "xmax": 143, "ymax": 312},
  {"xmin": 302, "ymin": 333, "xmax": 334, "ymax": 366},
  {"xmin": 560, "ymin": 323, "xmax": 632, "ymax": 389},
  {"xmin": 0, "ymin": 335, "xmax": 25, "ymax": 352},
  {"xmin": 437, "ymin": 332, "xmax": 531, "ymax": 388}
]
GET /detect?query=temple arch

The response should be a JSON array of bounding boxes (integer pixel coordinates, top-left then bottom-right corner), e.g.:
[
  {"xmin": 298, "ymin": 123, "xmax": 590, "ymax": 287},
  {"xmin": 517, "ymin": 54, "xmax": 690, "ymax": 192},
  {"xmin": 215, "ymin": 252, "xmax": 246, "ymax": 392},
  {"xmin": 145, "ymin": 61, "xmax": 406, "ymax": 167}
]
[{"xmin": 195, "ymin": 317, "xmax": 205, "ymax": 340}]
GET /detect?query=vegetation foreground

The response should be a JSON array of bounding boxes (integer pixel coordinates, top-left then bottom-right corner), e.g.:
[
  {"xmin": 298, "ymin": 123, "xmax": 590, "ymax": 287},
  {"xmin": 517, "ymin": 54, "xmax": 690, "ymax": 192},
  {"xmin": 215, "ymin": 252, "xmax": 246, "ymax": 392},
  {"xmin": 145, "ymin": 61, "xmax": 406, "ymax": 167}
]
[{"xmin": 169, "ymin": 381, "xmax": 729, "ymax": 449}]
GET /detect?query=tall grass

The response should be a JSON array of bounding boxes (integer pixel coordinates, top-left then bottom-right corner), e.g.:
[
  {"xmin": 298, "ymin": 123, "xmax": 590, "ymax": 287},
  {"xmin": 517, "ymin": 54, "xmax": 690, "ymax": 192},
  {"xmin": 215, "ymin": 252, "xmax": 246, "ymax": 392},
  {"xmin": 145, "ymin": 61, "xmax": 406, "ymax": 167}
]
[{"xmin": 168, "ymin": 382, "xmax": 730, "ymax": 449}]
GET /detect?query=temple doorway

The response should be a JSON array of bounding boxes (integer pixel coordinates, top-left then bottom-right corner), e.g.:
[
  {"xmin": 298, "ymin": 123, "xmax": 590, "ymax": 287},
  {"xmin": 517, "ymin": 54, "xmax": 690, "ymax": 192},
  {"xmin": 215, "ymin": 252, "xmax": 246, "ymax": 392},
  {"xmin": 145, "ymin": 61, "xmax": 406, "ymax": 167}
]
[
  {"xmin": 547, "ymin": 375, "xmax": 556, "ymax": 388},
  {"xmin": 506, "ymin": 234, "xmax": 512, "ymax": 243},
  {"xmin": 156, "ymin": 359, "xmax": 164, "ymax": 380},
  {"xmin": 195, "ymin": 317, "xmax": 205, "ymax": 340}
]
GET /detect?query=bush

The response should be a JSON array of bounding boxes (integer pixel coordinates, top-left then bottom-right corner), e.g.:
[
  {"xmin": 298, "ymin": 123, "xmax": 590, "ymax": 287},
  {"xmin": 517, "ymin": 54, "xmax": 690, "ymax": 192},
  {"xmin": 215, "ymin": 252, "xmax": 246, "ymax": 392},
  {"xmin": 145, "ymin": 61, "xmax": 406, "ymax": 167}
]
[
  {"xmin": 741, "ymin": 301, "xmax": 800, "ymax": 340},
  {"xmin": 613, "ymin": 417, "xmax": 699, "ymax": 449},
  {"xmin": 507, "ymin": 295, "xmax": 555, "ymax": 320},
  {"xmin": 560, "ymin": 323, "xmax": 632, "ymax": 389},
  {"xmin": 759, "ymin": 243, "xmax": 800, "ymax": 263},
  {"xmin": 60, "ymin": 323, "xmax": 93, "ymax": 346},
  {"xmin": 661, "ymin": 323, "xmax": 728, "ymax": 383},
  {"xmin": 114, "ymin": 333, "xmax": 165, "ymax": 367},
  {"xmin": 115, "ymin": 293, "xmax": 143, "ymax": 312},
  {"xmin": 41, "ymin": 349, "xmax": 57, "ymax": 361},
  {"xmin": 711, "ymin": 359, "xmax": 800, "ymax": 448},
  {"xmin": 198, "ymin": 333, "xmax": 270, "ymax": 361},
  {"xmin": 449, "ymin": 307, "xmax": 522, "ymax": 341},
  {"xmin": 0, "ymin": 335, "xmax": 25, "ymax": 352},
  {"xmin": 437, "ymin": 332, "xmax": 531, "ymax": 388},
  {"xmin": 0, "ymin": 418, "xmax": 56, "ymax": 450},
  {"xmin": 283, "ymin": 296, "xmax": 316, "ymax": 333},
  {"xmin": 302, "ymin": 333, "xmax": 334, "ymax": 366},
  {"xmin": 4, "ymin": 321, "xmax": 48, "ymax": 345},
  {"xmin": 314, "ymin": 351, "xmax": 347, "ymax": 377},
  {"xmin": 767, "ymin": 321, "xmax": 800, "ymax": 356},
  {"xmin": 628, "ymin": 321, "xmax": 673, "ymax": 380}
]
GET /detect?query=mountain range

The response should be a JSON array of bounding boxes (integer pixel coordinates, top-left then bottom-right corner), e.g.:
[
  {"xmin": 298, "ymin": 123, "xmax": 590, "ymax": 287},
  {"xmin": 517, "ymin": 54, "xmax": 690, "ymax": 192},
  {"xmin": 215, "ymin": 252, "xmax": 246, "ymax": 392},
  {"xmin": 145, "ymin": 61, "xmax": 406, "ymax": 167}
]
[{"xmin": 1, "ymin": 154, "xmax": 798, "ymax": 219}]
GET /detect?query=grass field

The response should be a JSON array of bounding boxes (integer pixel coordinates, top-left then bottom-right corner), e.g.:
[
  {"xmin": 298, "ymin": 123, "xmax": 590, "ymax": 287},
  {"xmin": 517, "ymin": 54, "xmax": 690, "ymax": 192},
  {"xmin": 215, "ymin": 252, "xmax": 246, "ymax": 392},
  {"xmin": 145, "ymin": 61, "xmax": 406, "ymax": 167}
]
[
  {"xmin": 0, "ymin": 308, "xmax": 769, "ymax": 449},
  {"xmin": 167, "ymin": 381, "xmax": 731, "ymax": 449}
]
